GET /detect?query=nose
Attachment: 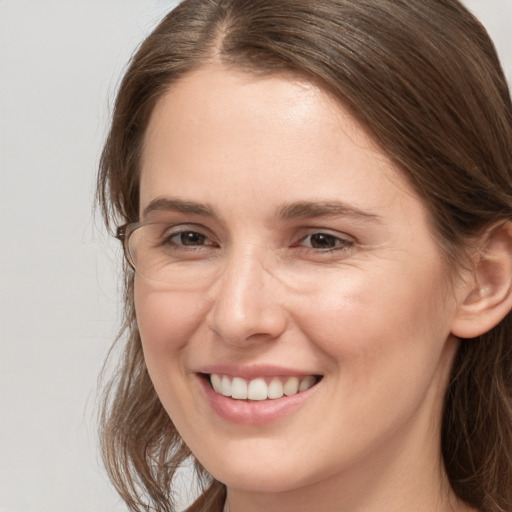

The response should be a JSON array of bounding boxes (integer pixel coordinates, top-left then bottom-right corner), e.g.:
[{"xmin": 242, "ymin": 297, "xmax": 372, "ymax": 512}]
[{"xmin": 206, "ymin": 247, "xmax": 287, "ymax": 346}]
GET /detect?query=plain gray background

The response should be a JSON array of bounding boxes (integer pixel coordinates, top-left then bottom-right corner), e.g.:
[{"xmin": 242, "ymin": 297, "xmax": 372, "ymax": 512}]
[{"xmin": 0, "ymin": 1, "xmax": 510, "ymax": 511}]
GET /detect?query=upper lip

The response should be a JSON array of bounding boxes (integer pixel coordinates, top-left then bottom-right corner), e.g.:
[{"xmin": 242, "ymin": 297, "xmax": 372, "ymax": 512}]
[{"xmin": 197, "ymin": 364, "xmax": 321, "ymax": 380}]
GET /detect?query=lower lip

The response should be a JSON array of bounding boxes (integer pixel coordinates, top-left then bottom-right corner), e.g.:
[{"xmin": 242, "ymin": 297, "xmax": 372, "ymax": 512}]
[{"xmin": 198, "ymin": 375, "xmax": 319, "ymax": 425}]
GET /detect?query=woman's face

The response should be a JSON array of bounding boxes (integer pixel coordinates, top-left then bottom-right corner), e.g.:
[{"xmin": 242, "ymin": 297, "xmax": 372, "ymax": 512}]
[{"xmin": 136, "ymin": 65, "xmax": 464, "ymax": 503}]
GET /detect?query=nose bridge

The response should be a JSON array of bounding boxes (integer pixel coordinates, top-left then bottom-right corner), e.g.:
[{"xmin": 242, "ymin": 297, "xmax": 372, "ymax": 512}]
[{"xmin": 207, "ymin": 242, "xmax": 286, "ymax": 344}]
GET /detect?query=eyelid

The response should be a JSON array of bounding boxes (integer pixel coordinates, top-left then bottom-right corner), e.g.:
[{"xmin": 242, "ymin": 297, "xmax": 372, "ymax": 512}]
[
  {"xmin": 295, "ymin": 227, "xmax": 355, "ymax": 242},
  {"xmin": 159, "ymin": 222, "xmax": 214, "ymax": 235}
]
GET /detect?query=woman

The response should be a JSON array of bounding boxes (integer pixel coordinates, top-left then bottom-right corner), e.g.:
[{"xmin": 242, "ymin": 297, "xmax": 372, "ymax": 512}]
[{"xmin": 97, "ymin": 1, "xmax": 512, "ymax": 511}]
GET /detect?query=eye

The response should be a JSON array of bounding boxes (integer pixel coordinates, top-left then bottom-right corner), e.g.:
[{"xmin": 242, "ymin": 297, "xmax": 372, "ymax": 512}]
[
  {"xmin": 297, "ymin": 232, "xmax": 354, "ymax": 251},
  {"xmin": 162, "ymin": 229, "xmax": 218, "ymax": 249}
]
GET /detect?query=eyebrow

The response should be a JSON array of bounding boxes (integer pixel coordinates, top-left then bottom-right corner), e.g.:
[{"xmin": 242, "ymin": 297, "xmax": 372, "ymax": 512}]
[
  {"xmin": 277, "ymin": 200, "xmax": 382, "ymax": 222},
  {"xmin": 142, "ymin": 197, "xmax": 381, "ymax": 223},
  {"xmin": 142, "ymin": 197, "xmax": 216, "ymax": 219}
]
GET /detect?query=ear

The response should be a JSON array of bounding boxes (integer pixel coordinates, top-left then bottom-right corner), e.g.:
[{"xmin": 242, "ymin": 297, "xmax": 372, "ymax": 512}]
[{"xmin": 451, "ymin": 221, "xmax": 512, "ymax": 339}]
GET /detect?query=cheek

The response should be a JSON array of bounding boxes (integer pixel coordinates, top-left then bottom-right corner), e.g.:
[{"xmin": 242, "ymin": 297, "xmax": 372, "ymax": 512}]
[
  {"xmin": 133, "ymin": 278, "xmax": 210, "ymax": 434},
  {"xmin": 298, "ymin": 260, "xmax": 455, "ymax": 382},
  {"xmin": 291, "ymin": 265, "xmax": 457, "ymax": 456},
  {"xmin": 134, "ymin": 278, "xmax": 206, "ymax": 364}
]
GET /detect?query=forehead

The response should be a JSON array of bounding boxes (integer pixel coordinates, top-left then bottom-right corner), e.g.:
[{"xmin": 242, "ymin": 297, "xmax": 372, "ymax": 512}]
[
  {"xmin": 139, "ymin": 64, "xmax": 420, "ymax": 223},
  {"xmin": 142, "ymin": 66, "xmax": 350, "ymax": 162}
]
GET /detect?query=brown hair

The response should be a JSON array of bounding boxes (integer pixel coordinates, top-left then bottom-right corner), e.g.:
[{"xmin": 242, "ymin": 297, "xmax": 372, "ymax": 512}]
[{"xmin": 97, "ymin": 1, "xmax": 512, "ymax": 511}]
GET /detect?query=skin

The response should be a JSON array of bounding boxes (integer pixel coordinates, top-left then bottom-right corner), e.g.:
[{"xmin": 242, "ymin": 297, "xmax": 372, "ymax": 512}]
[{"xmin": 135, "ymin": 65, "xmax": 476, "ymax": 512}]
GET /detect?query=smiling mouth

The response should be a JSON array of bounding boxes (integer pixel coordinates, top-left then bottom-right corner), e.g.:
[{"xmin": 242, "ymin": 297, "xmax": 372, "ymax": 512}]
[{"xmin": 208, "ymin": 374, "xmax": 322, "ymax": 401}]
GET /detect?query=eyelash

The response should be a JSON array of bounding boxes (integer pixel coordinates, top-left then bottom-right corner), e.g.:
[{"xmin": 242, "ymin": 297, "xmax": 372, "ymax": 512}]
[
  {"xmin": 161, "ymin": 228, "xmax": 354, "ymax": 254},
  {"xmin": 294, "ymin": 232, "xmax": 354, "ymax": 252}
]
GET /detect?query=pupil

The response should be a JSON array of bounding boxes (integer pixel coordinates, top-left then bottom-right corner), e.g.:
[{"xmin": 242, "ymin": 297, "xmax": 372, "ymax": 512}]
[
  {"xmin": 180, "ymin": 231, "xmax": 205, "ymax": 245},
  {"xmin": 310, "ymin": 233, "xmax": 336, "ymax": 249}
]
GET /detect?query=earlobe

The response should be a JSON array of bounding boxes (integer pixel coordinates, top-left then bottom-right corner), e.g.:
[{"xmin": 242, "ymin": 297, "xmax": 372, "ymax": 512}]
[{"xmin": 451, "ymin": 221, "xmax": 512, "ymax": 339}]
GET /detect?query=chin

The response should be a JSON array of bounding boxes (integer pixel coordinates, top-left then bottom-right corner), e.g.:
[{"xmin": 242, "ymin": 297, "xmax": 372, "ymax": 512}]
[
  {"xmin": 214, "ymin": 467, "xmax": 310, "ymax": 494},
  {"xmin": 197, "ymin": 447, "xmax": 322, "ymax": 494}
]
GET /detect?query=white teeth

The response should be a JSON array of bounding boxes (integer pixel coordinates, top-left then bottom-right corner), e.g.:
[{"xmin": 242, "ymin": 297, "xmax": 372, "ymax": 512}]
[
  {"xmin": 283, "ymin": 377, "xmax": 299, "ymax": 396},
  {"xmin": 231, "ymin": 377, "xmax": 248, "ymax": 399},
  {"xmin": 209, "ymin": 374, "xmax": 318, "ymax": 400},
  {"xmin": 221, "ymin": 375, "xmax": 231, "ymax": 396},
  {"xmin": 247, "ymin": 378, "xmax": 268, "ymax": 401},
  {"xmin": 211, "ymin": 373, "xmax": 222, "ymax": 394},
  {"xmin": 268, "ymin": 377, "xmax": 284, "ymax": 399}
]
